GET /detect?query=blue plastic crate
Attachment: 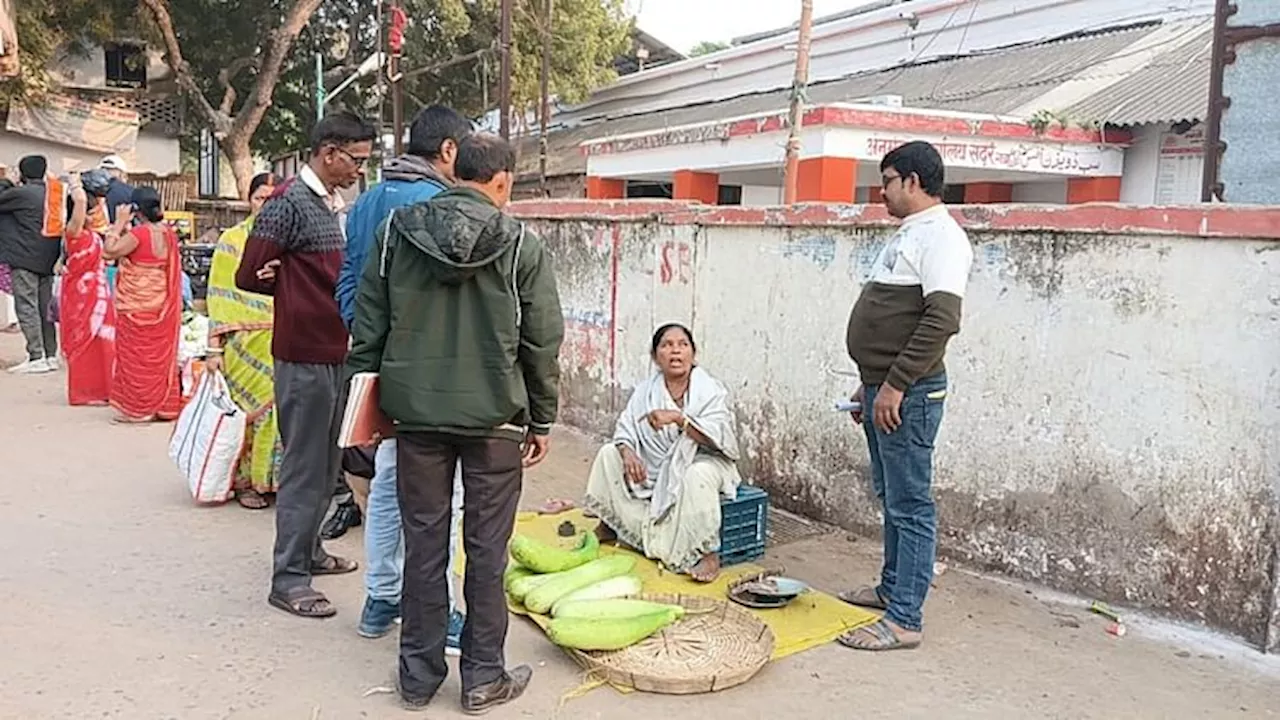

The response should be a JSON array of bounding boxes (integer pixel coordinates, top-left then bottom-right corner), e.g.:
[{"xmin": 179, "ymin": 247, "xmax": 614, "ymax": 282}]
[{"xmin": 719, "ymin": 485, "xmax": 768, "ymax": 566}]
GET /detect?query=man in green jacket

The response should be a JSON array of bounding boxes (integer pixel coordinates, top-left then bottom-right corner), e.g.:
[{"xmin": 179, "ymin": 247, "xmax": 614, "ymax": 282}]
[{"xmin": 347, "ymin": 133, "xmax": 563, "ymax": 714}]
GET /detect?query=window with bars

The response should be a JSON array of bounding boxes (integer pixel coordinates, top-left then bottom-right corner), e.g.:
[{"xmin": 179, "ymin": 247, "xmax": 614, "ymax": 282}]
[{"xmin": 104, "ymin": 43, "xmax": 147, "ymax": 89}]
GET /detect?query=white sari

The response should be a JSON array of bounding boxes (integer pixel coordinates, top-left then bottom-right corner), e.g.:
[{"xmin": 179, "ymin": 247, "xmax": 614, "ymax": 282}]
[{"xmin": 585, "ymin": 366, "xmax": 743, "ymax": 571}]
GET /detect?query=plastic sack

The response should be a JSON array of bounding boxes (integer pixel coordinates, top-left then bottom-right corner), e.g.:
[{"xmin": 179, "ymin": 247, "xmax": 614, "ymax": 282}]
[{"xmin": 168, "ymin": 370, "xmax": 246, "ymax": 505}]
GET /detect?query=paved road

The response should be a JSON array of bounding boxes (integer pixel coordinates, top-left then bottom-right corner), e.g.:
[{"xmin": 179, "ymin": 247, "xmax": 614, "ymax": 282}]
[{"xmin": 2, "ymin": 333, "xmax": 1277, "ymax": 719}]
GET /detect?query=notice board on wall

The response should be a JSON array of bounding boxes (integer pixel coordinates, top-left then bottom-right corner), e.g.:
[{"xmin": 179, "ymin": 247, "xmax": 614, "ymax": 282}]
[{"xmin": 1154, "ymin": 125, "xmax": 1205, "ymax": 205}]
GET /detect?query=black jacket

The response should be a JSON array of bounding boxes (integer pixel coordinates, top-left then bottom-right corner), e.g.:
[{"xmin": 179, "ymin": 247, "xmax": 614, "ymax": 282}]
[
  {"xmin": 105, "ymin": 178, "xmax": 134, "ymax": 222},
  {"xmin": 0, "ymin": 182, "xmax": 60, "ymax": 275}
]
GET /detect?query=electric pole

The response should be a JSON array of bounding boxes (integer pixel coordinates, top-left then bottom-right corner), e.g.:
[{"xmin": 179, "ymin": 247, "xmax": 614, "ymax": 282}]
[
  {"xmin": 539, "ymin": 0, "xmax": 553, "ymax": 195},
  {"xmin": 389, "ymin": 0, "xmax": 407, "ymax": 155},
  {"xmin": 782, "ymin": 0, "xmax": 814, "ymax": 205},
  {"xmin": 499, "ymin": 0, "xmax": 513, "ymax": 140}
]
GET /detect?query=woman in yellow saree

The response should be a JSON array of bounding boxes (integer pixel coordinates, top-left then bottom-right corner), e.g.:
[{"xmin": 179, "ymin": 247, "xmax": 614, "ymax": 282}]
[{"xmin": 205, "ymin": 173, "xmax": 281, "ymax": 509}]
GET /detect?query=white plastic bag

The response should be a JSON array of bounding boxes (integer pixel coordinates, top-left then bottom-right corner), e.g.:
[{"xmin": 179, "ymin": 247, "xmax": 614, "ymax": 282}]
[{"xmin": 168, "ymin": 370, "xmax": 246, "ymax": 504}]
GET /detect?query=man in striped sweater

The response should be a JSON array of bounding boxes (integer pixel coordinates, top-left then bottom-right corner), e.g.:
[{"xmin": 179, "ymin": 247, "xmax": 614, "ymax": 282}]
[{"xmin": 236, "ymin": 111, "xmax": 377, "ymax": 619}]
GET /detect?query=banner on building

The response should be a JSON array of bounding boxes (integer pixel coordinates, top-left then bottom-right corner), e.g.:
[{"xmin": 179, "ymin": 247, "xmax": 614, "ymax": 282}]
[
  {"xmin": 0, "ymin": 0, "xmax": 18, "ymax": 78},
  {"xmin": 6, "ymin": 94, "xmax": 141, "ymax": 153}
]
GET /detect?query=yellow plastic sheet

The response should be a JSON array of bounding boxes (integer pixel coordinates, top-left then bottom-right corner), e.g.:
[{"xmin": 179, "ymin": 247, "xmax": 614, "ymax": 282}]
[{"xmin": 507, "ymin": 509, "xmax": 879, "ymax": 661}]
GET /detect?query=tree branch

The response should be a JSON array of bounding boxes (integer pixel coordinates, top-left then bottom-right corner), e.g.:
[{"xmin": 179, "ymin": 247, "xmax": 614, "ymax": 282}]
[
  {"xmin": 403, "ymin": 46, "xmax": 496, "ymax": 81},
  {"xmin": 138, "ymin": 0, "xmax": 229, "ymax": 137},
  {"xmin": 217, "ymin": 57, "xmax": 258, "ymax": 117},
  {"xmin": 231, "ymin": 0, "xmax": 325, "ymax": 137}
]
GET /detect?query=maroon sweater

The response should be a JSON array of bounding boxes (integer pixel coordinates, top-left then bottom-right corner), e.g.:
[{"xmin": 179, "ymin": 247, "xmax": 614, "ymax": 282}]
[{"xmin": 235, "ymin": 176, "xmax": 349, "ymax": 365}]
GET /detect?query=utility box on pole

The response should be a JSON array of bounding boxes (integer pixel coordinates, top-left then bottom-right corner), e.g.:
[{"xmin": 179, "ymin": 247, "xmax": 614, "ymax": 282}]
[{"xmin": 1203, "ymin": 0, "xmax": 1280, "ymax": 203}]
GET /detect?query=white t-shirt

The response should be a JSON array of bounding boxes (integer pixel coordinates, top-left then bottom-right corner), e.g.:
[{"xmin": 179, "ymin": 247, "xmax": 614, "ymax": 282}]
[{"xmin": 868, "ymin": 204, "xmax": 973, "ymax": 298}]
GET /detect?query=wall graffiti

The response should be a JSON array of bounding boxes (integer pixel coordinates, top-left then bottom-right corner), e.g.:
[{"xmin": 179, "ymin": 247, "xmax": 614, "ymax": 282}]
[
  {"xmin": 659, "ymin": 240, "xmax": 693, "ymax": 285},
  {"xmin": 782, "ymin": 235, "xmax": 838, "ymax": 270}
]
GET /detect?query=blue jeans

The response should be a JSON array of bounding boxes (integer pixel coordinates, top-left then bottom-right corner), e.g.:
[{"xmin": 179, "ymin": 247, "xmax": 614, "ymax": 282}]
[
  {"xmin": 862, "ymin": 373, "xmax": 947, "ymax": 632},
  {"xmin": 365, "ymin": 438, "xmax": 464, "ymax": 609}
]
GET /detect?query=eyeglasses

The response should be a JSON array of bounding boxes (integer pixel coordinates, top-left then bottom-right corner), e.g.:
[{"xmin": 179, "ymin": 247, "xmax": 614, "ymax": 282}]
[
  {"xmin": 331, "ymin": 146, "xmax": 371, "ymax": 168},
  {"xmin": 881, "ymin": 173, "xmax": 904, "ymax": 189}
]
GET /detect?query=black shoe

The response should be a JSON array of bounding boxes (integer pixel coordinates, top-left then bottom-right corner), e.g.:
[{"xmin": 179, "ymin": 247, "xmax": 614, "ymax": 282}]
[
  {"xmin": 462, "ymin": 665, "xmax": 532, "ymax": 716},
  {"xmin": 395, "ymin": 676, "xmax": 431, "ymax": 712},
  {"xmin": 320, "ymin": 500, "xmax": 362, "ymax": 540}
]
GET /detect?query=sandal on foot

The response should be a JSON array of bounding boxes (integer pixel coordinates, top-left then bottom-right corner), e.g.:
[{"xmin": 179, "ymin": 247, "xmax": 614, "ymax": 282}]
[
  {"xmin": 268, "ymin": 587, "xmax": 336, "ymax": 619},
  {"xmin": 837, "ymin": 619, "xmax": 921, "ymax": 652},
  {"xmin": 237, "ymin": 490, "xmax": 269, "ymax": 510},
  {"xmin": 311, "ymin": 554, "xmax": 359, "ymax": 576},
  {"xmin": 838, "ymin": 586, "xmax": 889, "ymax": 610}
]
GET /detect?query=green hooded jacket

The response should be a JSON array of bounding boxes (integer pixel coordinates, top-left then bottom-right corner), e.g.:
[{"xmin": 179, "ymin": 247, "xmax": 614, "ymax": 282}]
[{"xmin": 346, "ymin": 187, "xmax": 564, "ymax": 441}]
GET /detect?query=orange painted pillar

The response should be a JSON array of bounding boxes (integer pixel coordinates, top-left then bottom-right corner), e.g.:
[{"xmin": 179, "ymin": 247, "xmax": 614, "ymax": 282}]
[
  {"xmin": 673, "ymin": 170, "xmax": 720, "ymax": 204},
  {"xmin": 964, "ymin": 182, "xmax": 1014, "ymax": 204},
  {"xmin": 586, "ymin": 176, "xmax": 625, "ymax": 200},
  {"xmin": 1066, "ymin": 177, "xmax": 1122, "ymax": 204},
  {"xmin": 796, "ymin": 157, "xmax": 856, "ymax": 203}
]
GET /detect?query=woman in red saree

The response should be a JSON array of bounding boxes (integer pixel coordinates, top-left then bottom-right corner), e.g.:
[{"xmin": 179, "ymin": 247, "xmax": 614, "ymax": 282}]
[
  {"xmin": 61, "ymin": 172, "xmax": 117, "ymax": 406},
  {"xmin": 104, "ymin": 186, "xmax": 183, "ymax": 423}
]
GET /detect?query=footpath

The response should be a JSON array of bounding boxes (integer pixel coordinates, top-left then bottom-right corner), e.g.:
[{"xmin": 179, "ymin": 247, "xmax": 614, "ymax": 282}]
[{"xmin": 1, "ymin": 332, "xmax": 1276, "ymax": 719}]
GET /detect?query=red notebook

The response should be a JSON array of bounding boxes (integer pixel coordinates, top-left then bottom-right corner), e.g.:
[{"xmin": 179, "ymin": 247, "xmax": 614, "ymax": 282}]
[{"xmin": 338, "ymin": 372, "xmax": 395, "ymax": 448}]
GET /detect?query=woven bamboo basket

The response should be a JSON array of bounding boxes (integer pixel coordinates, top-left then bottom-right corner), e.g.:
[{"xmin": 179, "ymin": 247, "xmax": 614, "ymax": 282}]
[{"xmin": 563, "ymin": 592, "xmax": 775, "ymax": 695}]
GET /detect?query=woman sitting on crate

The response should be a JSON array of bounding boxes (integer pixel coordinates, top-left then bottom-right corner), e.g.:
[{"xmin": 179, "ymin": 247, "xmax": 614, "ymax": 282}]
[{"xmin": 584, "ymin": 323, "xmax": 743, "ymax": 583}]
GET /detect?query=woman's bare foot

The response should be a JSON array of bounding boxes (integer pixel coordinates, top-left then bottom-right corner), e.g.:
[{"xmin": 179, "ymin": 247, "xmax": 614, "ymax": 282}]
[
  {"xmin": 111, "ymin": 414, "xmax": 155, "ymax": 425},
  {"xmin": 689, "ymin": 553, "xmax": 721, "ymax": 583},
  {"xmin": 594, "ymin": 522, "xmax": 618, "ymax": 543}
]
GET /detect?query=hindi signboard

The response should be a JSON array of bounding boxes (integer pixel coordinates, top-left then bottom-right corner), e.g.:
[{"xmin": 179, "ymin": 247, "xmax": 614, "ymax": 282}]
[{"xmin": 6, "ymin": 94, "xmax": 141, "ymax": 154}]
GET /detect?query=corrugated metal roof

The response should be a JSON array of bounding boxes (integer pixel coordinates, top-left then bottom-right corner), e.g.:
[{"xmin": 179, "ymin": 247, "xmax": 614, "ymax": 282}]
[
  {"xmin": 1064, "ymin": 25, "xmax": 1212, "ymax": 126},
  {"xmin": 518, "ymin": 21, "xmax": 1210, "ymax": 177}
]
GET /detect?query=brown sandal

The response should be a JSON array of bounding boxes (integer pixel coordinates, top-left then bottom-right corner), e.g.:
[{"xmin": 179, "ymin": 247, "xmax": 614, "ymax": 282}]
[
  {"xmin": 237, "ymin": 490, "xmax": 269, "ymax": 510},
  {"xmin": 311, "ymin": 554, "xmax": 359, "ymax": 576},
  {"xmin": 268, "ymin": 587, "xmax": 336, "ymax": 618}
]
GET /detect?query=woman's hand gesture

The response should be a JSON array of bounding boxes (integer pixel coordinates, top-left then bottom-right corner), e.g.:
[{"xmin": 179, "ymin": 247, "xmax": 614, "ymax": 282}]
[
  {"xmin": 618, "ymin": 445, "xmax": 647, "ymax": 488},
  {"xmin": 645, "ymin": 409, "xmax": 683, "ymax": 431}
]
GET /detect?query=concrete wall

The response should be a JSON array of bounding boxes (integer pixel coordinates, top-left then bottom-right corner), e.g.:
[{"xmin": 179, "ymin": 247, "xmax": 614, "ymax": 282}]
[
  {"xmin": 1012, "ymin": 181, "xmax": 1067, "ymax": 204},
  {"xmin": 510, "ymin": 199, "xmax": 1280, "ymax": 649}
]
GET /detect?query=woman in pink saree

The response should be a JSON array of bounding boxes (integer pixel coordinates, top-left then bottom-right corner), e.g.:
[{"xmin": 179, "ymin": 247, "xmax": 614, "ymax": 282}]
[{"xmin": 60, "ymin": 171, "xmax": 117, "ymax": 406}]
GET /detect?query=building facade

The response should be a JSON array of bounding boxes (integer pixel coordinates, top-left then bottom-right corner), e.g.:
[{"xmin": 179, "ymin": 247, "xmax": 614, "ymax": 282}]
[
  {"xmin": 519, "ymin": 0, "xmax": 1216, "ymax": 206},
  {"xmin": 0, "ymin": 42, "xmax": 182, "ymax": 177}
]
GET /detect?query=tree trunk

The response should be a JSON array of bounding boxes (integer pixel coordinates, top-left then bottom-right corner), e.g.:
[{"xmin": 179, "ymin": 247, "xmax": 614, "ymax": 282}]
[
  {"xmin": 223, "ymin": 135, "xmax": 256, "ymax": 200},
  {"xmin": 140, "ymin": 0, "xmax": 324, "ymax": 199}
]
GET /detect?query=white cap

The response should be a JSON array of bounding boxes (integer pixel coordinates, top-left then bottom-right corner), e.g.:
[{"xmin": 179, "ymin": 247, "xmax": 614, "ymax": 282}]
[{"xmin": 99, "ymin": 155, "xmax": 128, "ymax": 173}]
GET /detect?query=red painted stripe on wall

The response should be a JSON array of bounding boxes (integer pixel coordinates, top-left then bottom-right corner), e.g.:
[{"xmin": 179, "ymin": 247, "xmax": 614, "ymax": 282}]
[{"xmin": 510, "ymin": 200, "xmax": 1280, "ymax": 241}]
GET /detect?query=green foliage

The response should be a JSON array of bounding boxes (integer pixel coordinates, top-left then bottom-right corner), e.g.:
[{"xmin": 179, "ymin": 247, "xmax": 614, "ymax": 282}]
[
  {"xmin": 688, "ymin": 40, "xmax": 728, "ymax": 57},
  {"xmin": 2, "ymin": 1, "xmax": 138, "ymax": 105},
  {"xmin": 502, "ymin": 0, "xmax": 631, "ymax": 110},
  {"xmin": 266, "ymin": 0, "xmax": 630, "ymax": 153},
  {"xmin": 11, "ymin": 0, "xmax": 632, "ymax": 163}
]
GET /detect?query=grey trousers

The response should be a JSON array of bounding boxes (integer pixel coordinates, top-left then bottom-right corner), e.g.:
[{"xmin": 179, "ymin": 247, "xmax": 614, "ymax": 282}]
[
  {"xmin": 10, "ymin": 268, "xmax": 56, "ymax": 361},
  {"xmin": 271, "ymin": 361, "xmax": 344, "ymax": 595}
]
